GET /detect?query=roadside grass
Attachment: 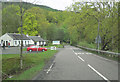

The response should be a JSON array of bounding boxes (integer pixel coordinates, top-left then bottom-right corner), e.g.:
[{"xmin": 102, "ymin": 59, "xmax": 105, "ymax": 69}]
[
  {"xmin": 2, "ymin": 49, "xmax": 58, "ymax": 80},
  {"xmin": 78, "ymin": 41, "xmax": 118, "ymax": 53},
  {"xmin": 22, "ymin": 48, "xmax": 27, "ymax": 51}
]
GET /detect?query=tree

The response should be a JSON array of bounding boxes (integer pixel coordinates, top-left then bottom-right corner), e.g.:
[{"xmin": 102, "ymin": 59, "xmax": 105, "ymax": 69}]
[{"xmin": 2, "ymin": 4, "xmax": 20, "ymax": 34}]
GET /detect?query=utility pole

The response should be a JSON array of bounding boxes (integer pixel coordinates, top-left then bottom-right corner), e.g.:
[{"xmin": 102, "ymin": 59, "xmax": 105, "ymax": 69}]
[
  {"xmin": 97, "ymin": 20, "xmax": 100, "ymax": 53},
  {"xmin": 20, "ymin": 0, "xmax": 23, "ymax": 70}
]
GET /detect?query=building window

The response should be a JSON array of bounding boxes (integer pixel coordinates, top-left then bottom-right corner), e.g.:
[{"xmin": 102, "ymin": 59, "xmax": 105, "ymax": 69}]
[
  {"xmin": 19, "ymin": 41, "xmax": 20, "ymax": 45},
  {"xmin": 28, "ymin": 41, "xmax": 29, "ymax": 44},
  {"xmin": 14, "ymin": 41, "xmax": 17, "ymax": 45},
  {"xmin": 25, "ymin": 41, "xmax": 26, "ymax": 45}
]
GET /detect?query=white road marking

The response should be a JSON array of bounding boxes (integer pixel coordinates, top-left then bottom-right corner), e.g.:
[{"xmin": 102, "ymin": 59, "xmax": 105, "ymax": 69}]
[
  {"xmin": 72, "ymin": 49, "xmax": 75, "ymax": 53},
  {"xmin": 78, "ymin": 53, "xmax": 81, "ymax": 54},
  {"xmin": 78, "ymin": 56, "xmax": 85, "ymax": 62},
  {"xmin": 78, "ymin": 53, "xmax": 85, "ymax": 54},
  {"xmin": 75, "ymin": 53, "xmax": 78, "ymax": 56},
  {"xmin": 86, "ymin": 53, "xmax": 92, "ymax": 54},
  {"xmin": 72, "ymin": 49, "xmax": 78, "ymax": 55},
  {"xmin": 92, "ymin": 54, "xmax": 111, "ymax": 61},
  {"xmin": 46, "ymin": 63, "xmax": 54, "ymax": 74},
  {"xmin": 88, "ymin": 64, "xmax": 109, "ymax": 82}
]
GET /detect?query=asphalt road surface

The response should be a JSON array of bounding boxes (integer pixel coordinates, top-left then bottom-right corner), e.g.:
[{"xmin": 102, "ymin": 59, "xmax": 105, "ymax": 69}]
[
  {"xmin": 33, "ymin": 45, "xmax": 118, "ymax": 81},
  {"xmin": 0, "ymin": 47, "xmax": 26, "ymax": 54}
]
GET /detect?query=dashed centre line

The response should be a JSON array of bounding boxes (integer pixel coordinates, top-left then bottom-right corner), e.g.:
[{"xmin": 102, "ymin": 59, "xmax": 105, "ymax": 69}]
[
  {"xmin": 88, "ymin": 64, "xmax": 109, "ymax": 82},
  {"xmin": 72, "ymin": 49, "xmax": 110, "ymax": 81},
  {"xmin": 78, "ymin": 56, "xmax": 85, "ymax": 62}
]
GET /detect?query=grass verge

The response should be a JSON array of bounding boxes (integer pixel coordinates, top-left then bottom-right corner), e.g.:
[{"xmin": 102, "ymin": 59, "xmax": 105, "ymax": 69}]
[
  {"xmin": 2, "ymin": 49, "xmax": 58, "ymax": 80},
  {"xmin": 78, "ymin": 41, "xmax": 97, "ymax": 49}
]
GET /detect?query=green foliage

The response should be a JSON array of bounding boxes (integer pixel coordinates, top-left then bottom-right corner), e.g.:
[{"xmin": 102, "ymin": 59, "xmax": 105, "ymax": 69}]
[
  {"xmin": 2, "ymin": 2, "xmax": 119, "ymax": 52},
  {"xmin": 2, "ymin": 4, "xmax": 20, "ymax": 34},
  {"xmin": 66, "ymin": 2, "xmax": 118, "ymax": 51}
]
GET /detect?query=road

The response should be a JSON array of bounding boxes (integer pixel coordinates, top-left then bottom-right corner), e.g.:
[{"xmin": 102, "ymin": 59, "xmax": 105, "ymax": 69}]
[{"xmin": 33, "ymin": 45, "xmax": 118, "ymax": 81}]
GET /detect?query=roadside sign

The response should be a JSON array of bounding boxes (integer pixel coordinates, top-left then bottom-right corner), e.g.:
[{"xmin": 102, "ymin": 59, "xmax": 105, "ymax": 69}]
[
  {"xmin": 52, "ymin": 41, "xmax": 60, "ymax": 45},
  {"xmin": 51, "ymin": 46, "xmax": 56, "ymax": 50},
  {"xmin": 95, "ymin": 35, "xmax": 101, "ymax": 43}
]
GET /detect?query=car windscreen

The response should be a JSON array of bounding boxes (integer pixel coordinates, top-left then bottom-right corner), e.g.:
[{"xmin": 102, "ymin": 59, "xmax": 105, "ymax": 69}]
[
  {"xmin": 30, "ymin": 46, "xmax": 36, "ymax": 48},
  {"xmin": 30, "ymin": 46, "xmax": 39, "ymax": 48}
]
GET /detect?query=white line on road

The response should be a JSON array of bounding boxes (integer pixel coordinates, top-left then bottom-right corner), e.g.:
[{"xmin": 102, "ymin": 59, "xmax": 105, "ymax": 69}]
[
  {"xmin": 75, "ymin": 53, "xmax": 78, "ymax": 56},
  {"xmin": 46, "ymin": 63, "xmax": 54, "ymax": 74},
  {"xmin": 78, "ymin": 56, "xmax": 85, "ymax": 62},
  {"xmin": 72, "ymin": 49, "xmax": 78, "ymax": 55},
  {"xmin": 88, "ymin": 64, "xmax": 110, "ymax": 82}
]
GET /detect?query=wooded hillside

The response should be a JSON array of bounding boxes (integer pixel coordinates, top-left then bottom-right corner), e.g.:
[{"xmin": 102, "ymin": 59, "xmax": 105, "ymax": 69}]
[{"xmin": 2, "ymin": 2, "xmax": 119, "ymax": 52}]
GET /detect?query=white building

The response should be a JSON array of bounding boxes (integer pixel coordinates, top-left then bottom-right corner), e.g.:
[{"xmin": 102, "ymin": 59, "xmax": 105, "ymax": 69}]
[
  {"xmin": 28, "ymin": 36, "xmax": 47, "ymax": 46},
  {"xmin": 0, "ymin": 33, "xmax": 47, "ymax": 47}
]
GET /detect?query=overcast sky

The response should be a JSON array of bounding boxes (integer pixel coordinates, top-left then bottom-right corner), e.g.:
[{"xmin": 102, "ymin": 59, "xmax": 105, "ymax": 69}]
[
  {"xmin": 3, "ymin": 0, "xmax": 119, "ymax": 10},
  {"xmin": 23, "ymin": 0, "xmax": 75, "ymax": 10},
  {"xmin": 23, "ymin": 0, "xmax": 119, "ymax": 10}
]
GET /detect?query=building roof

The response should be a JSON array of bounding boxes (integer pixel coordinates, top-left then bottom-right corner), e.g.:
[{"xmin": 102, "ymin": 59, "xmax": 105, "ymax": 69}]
[
  {"xmin": 7, "ymin": 33, "xmax": 30, "ymax": 40},
  {"xmin": 28, "ymin": 36, "xmax": 47, "ymax": 42}
]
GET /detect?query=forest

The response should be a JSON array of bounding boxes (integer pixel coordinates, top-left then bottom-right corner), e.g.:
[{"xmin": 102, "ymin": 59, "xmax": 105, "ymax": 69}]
[{"xmin": 2, "ymin": 2, "xmax": 119, "ymax": 52}]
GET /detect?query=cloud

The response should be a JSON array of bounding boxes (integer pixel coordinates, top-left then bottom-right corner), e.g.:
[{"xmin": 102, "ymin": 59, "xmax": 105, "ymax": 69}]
[{"xmin": 38, "ymin": 0, "xmax": 74, "ymax": 10}]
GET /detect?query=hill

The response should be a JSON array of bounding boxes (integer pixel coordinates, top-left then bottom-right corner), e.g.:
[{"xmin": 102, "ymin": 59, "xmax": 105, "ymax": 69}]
[{"xmin": 2, "ymin": 2, "xmax": 59, "ymax": 12}]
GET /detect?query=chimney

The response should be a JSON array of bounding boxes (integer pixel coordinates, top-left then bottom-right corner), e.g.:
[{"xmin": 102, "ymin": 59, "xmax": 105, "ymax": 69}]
[{"xmin": 26, "ymin": 34, "xmax": 29, "ymax": 37}]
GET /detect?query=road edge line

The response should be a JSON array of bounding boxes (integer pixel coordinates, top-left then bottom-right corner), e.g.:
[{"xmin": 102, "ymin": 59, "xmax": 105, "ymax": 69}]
[{"xmin": 46, "ymin": 63, "xmax": 54, "ymax": 74}]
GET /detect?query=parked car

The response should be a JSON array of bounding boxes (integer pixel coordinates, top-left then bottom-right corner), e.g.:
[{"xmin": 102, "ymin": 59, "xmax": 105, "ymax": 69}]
[{"xmin": 27, "ymin": 45, "xmax": 47, "ymax": 52}]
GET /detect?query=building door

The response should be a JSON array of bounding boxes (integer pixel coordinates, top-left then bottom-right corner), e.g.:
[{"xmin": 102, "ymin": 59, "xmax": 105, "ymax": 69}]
[{"xmin": 6, "ymin": 41, "xmax": 8, "ymax": 46}]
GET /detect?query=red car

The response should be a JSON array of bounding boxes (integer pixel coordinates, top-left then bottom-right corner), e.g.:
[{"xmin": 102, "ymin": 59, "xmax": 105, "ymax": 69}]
[{"xmin": 27, "ymin": 45, "xmax": 47, "ymax": 52}]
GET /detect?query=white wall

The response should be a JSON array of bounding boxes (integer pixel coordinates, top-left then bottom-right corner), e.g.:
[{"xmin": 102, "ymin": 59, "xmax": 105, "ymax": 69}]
[
  {"xmin": 29, "ymin": 39, "xmax": 34, "ymax": 45},
  {"xmin": 14, "ymin": 40, "xmax": 31, "ymax": 46},
  {"xmin": 0, "ymin": 34, "xmax": 47, "ymax": 46},
  {"xmin": 0, "ymin": 33, "xmax": 13, "ymax": 46}
]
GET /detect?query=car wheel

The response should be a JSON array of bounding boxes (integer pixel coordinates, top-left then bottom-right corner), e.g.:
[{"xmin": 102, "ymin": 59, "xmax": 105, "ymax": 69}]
[
  {"xmin": 29, "ymin": 49, "xmax": 32, "ymax": 52},
  {"xmin": 42, "ymin": 49, "xmax": 45, "ymax": 52}
]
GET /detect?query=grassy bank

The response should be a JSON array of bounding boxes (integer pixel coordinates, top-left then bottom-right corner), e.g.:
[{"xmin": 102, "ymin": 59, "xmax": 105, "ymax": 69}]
[
  {"xmin": 78, "ymin": 41, "xmax": 97, "ymax": 49},
  {"xmin": 2, "ymin": 49, "xmax": 58, "ymax": 80},
  {"xmin": 78, "ymin": 41, "xmax": 118, "ymax": 53}
]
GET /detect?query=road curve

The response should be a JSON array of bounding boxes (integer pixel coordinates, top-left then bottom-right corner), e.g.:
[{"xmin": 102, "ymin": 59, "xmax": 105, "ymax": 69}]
[{"xmin": 33, "ymin": 45, "xmax": 118, "ymax": 81}]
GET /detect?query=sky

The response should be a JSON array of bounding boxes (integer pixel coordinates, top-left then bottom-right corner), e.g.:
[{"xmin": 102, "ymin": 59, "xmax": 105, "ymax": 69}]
[
  {"xmin": 24, "ymin": 0, "xmax": 75, "ymax": 10},
  {"xmin": 3, "ymin": 0, "xmax": 119, "ymax": 10},
  {"xmin": 2, "ymin": 0, "xmax": 75, "ymax": 10},
  {"xmin": 23, "ymin": 0, "xmax": 119, "ymax": 10},
  {"xmin": 38, "ymin": 0, "xmax": 74, "ymax": 10}
]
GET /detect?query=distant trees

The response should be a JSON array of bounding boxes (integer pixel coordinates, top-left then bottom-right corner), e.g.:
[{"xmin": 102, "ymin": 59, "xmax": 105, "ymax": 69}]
[
  {"xmin": 65, "ymin": 2, "xmax": 118, "ymax": 51},
  {"xmin": 2, "ymin": 4, "xmax": 20, "ymax": 34}
]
